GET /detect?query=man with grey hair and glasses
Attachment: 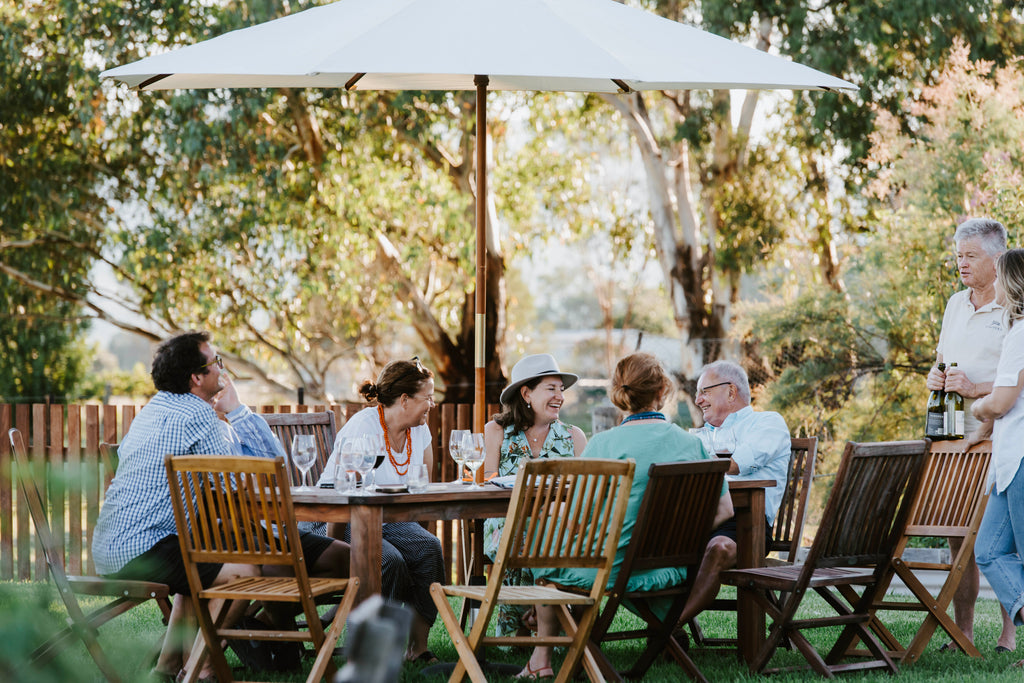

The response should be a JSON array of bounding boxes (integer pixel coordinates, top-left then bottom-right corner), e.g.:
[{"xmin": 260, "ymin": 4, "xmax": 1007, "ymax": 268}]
[
  {"xmin": 675, "ymin": 359, "xmax": 791, "ymax": 631},
  {"xmin": 927, "ymin": 217, "xmax": 1016, "ymax": 653}
]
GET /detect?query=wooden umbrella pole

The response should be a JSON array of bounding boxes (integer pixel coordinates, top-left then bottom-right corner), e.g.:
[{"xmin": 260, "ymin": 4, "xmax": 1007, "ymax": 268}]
[{"xmin": 473, "ymin": 74, "xmax": 488, "ymax": 446}]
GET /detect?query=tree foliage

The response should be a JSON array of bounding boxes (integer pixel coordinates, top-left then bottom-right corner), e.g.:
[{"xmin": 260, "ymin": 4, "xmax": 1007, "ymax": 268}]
[{"xmin": 744, "ymin": 43, "xmax": 1024, "ymax": 453}]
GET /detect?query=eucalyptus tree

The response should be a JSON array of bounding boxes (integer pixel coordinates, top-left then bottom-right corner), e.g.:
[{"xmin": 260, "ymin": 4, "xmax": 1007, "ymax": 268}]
[{"xmin": 577, "ymin": 0, "xmax": 1024, "ymax": 387}]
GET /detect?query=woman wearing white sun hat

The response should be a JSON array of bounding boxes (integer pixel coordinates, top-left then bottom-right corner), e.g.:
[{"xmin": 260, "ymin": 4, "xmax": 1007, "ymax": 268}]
[{"xmin": 482, "ymin": 353, "xmax": 587, "ymax": 638}]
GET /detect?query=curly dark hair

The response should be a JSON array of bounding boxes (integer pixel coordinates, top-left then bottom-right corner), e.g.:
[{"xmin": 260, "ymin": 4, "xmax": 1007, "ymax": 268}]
[
  {"xmin": 359, "ymin": 358, "xmax": 433, "ymax": 407},
  {"xmin": 492, "ymin": 377, "xmax": 544, "ymax": 433},
  {"xmin": 151, "ymin": 331, "xmax": 211, "ymax": 394}
]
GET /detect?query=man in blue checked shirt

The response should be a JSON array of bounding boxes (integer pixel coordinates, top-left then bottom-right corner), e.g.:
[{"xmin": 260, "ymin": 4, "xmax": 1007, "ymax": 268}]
[{"xmin": 91, "ymin": 331, "xmax": 350, "ymax": 682}]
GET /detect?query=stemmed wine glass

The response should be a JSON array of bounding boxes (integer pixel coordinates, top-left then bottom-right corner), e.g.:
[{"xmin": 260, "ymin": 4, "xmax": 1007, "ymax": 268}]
[
  {"xmin": 355, "ymin": 440, "xmax": 377, "ymax": 490},
  {"xmin": 362, "ymin": 434, "xmax": 387, "ymax": 492},
  {"xmin": 713, "ymin": 427, "xmax": 737, "ymax": 457},
  {"xmin": 449, "ymin": 429, "xmax": 469, "ymax": 484},
  {"xmin": 460, "ymin": 432, "xmax": 485, "ymax": 490},
  {"xmin": 290, "ymin": 434, "xmax": 317, "ymax": 491}
]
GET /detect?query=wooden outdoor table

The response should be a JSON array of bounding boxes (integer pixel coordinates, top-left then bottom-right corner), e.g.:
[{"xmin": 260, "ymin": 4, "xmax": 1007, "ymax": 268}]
[
  {"xmin": 291, "ymin": 483, "xmax": 512, "ymax": 603},
  {"xmin": 728, "ymin": 478, "xmax": 774, "ymax": 667}
]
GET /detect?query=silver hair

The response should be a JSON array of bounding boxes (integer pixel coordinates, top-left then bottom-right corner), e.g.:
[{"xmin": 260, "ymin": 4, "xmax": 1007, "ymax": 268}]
[
  {"xmin": 954, "ymin": 218, "xmax": 1008, "ymax": 256},
  {"xmin": 699, "ymin": 360, "xmax": 751, "ymax": 404}
]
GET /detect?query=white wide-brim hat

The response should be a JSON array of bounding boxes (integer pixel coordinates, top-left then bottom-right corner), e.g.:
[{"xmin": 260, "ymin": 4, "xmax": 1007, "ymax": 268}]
[{"xmin": 499, "ymin": 354, "xmax": 579, "ymax": 406}]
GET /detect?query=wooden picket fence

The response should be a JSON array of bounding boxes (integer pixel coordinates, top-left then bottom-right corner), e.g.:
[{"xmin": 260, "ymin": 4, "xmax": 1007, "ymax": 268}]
[{"xmin": 0, "ymin": 401, "xmax": 494, "ymax": 582}]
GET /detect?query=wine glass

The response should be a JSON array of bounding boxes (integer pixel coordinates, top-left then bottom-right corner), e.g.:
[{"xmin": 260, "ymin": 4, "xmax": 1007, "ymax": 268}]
[
  {"xmin": 407, "ymin": 463, "xmax": 430, "ymax": 493},
  {"xmin": 362, "ymin": 434, "xmax": 387, "ymax": 492},
  {"xmin": 461, "ymin": 432, "xmax": 485, "ymax": 490},
  {"xmin": 355, "ymin": 442, "xmax": 377, "ymax": 490},
  {"xmin": 713, "ymin": 427, "xmax": 736, "ymax": 457},
  {"xmin": 291, "ymin": 434, "xmax": 317, "ymax": 491},
  {"xmin": 449, "ymin": 429, "xmax": 469, "ymax": 484}
]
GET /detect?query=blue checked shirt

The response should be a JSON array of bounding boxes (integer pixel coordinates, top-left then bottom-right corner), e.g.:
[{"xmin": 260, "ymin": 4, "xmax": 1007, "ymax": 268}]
[{"xmin": 91, "ymin": 391, "xmax": 284, "ymax": 575}]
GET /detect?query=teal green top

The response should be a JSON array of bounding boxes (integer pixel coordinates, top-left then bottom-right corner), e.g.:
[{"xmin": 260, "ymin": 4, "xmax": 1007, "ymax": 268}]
[{"xmin": 534, "ymin": 421, "xmax": 723, "ymax": 597}]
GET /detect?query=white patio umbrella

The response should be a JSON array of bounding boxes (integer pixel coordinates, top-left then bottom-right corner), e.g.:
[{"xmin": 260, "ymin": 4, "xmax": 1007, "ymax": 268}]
[{"xmin": 102, "ymin": 0, "xmax": 857, "ymax": 430}]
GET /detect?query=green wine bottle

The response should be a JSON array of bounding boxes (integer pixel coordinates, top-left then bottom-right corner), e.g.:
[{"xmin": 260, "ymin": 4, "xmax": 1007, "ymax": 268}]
[
  {"xmin": 944, "ymin": 362, "xmax": 965, "ymax": 439},
  {"xmin": 925, "ymin": 362, "xmax": 946, "ymax": 439}
]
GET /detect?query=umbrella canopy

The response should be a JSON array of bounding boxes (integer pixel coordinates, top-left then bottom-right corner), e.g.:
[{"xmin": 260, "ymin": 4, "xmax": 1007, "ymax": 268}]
[
  {"xmin": 104, "ymin": 0, "xmax": 855, "ymax": 93},
  {"xmin": 102, "ymin": 0, "xmax": 857, "ymax": 429}
]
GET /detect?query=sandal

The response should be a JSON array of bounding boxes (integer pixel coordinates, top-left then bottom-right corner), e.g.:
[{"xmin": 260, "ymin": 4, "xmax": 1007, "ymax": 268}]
[
  {"xmin": 515, "ymin": 661, "xmax": 555, "ymax": 680},
  {"xmin": 937, "ymin": 641, "xmax": 959, "ymax": 653}
]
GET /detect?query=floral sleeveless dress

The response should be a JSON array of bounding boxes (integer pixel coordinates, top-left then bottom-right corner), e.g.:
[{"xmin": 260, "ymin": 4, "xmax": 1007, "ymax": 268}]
[{"xmin": 483, "ymin": 419, "xmax": 576, "ymax": 636}]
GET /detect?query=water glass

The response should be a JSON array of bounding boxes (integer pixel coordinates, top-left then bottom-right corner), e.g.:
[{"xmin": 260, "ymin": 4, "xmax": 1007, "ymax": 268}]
[
  {"xmin": 407, "ymin": 464, "xmax": 430, "ymax": 493},
  {"xmin": 461, "ymin": 432, "xmax": 485, "ymax": 490},
  {"xmin": 688, "ymin": 427, "xmax": 715, "ymax": 456},
  {"xmin": 337, "ymin": 437, "xmax": 363, "ymax": 493}
]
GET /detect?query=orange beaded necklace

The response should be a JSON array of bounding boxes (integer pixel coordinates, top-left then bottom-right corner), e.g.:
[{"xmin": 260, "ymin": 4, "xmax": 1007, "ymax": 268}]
[{"xmin": 377, "ymin": 404, "xmax": 411, "ymax": 475}]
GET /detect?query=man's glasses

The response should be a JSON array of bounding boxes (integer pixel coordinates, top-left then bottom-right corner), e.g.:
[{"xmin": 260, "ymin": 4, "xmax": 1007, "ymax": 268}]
[
  {"xmin": 694, "ymin": 381, "xmax": 731, "ymax": 399},
  {"xmin": 199, "ymin": 355, "xmax": 224, "ymax": 371},
  {"xmin": 412, "ymin": 356, "xmax": 425, "ymax": 373}
]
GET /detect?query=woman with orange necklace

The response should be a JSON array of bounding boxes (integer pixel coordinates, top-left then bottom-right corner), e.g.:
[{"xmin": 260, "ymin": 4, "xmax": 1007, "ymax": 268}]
[{"xmin": 320, "ymin": 358, "xmax": 444, "ymax": 663}]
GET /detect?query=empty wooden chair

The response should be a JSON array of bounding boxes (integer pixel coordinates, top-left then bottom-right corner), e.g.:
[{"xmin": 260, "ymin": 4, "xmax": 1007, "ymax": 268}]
[
  {"xmin": 9, "ymin": 428, "xmax": 172, "ymax": 683},
  {"xmin": 263, "ymin": 411, "xmax": 338, "ymax": 485},
  {"xmin": 165, "ymin": 454, "xmax": 358, "ymax": 683},
  {"xmin": 587, "ymin": 459, "xmax": 731, "ymax": 682},
  {"xmin": 430, "ymin": 457, "xmax": 635, "ymax": 683},
  {"xmin": 855, "ymin": 439, "xmax": 991, "ymax": 663},
  {"xmin": 721, "ymin": 439, "xmax": 929, "ymax": 677}
]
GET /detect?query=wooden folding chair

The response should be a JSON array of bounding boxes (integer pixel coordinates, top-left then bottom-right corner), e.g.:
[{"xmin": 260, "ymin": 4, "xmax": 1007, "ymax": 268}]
[
  {"xmin": 721, "ymin": 439, "xmax": 930, "ymax": 677},
  {"xmin": 263, "ymin": 411, "xmax": 338, "ymax": 485},
  {"xmin": 586, "ymin": 459, "xmax": 731, "ymax": 682},
  {"xmin": 8, "ymin": 428, "xmax": 172, "ymax": 683},
  {"xmin": 430, "ymin": 458, "xmax": 636, "ymax": 683},
  {"xmin": 690, "ymin": 437, "xmax": 817, "ymax": 648},
  {"xmin": 854, "ymin": 439, "xmax": 991, "ymax": 664},
  {"xmin": 165, "ymin": 454, "xmax": 358, "ymax": 683}
]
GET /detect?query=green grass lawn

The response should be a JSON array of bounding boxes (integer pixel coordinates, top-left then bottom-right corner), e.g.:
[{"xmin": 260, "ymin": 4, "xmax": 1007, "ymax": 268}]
[{"xmin": 2, "ymin": 582, "xmax": 1021, "ymax": 682}]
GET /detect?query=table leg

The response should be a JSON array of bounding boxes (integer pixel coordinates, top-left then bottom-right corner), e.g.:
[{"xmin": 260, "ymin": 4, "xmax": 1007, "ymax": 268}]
[
  {"xmin": 735, "ymin": 489, "xmax": 766, "ymax": 667},
  {"xmin": 350, "ymin": 504, "xmax": 383, "ymax": 604}
]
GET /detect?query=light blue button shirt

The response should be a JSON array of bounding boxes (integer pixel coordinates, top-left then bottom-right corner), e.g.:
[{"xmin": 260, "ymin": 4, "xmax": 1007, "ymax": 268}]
[{"xmin": 709, "ymin": 405, "xmax": 791, "ymax": 526}]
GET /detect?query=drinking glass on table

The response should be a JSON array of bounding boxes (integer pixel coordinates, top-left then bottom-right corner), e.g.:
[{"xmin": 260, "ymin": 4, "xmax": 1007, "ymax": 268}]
[
  {"xmin": 362, "ymin": 434, "xmax": 387, "ymax": 492},
  {"xmin": 407, "ymin": 464, "xmax": 430, "ymax": 493},
  {"xmin": 712, "ymin": 426, "xmax": 736, "ymax": 458},
  {"xmin": 688, "ymin": 427, "xmax": 715, "ymax": 456},
  {"xmin": 355, "ymin": 446, "xmax": 377, "ymax": 491},
  {"xmin": 336, "ymin": 437, "xmax": 363, "ymax": 494},
  {"xmin": 461, "ymin": 432, "xmax": 486, "ymax": 490},
  {"xmin": 290, "ymin": 435, "xmax": 316, "ymax": 491},
  {"xmin": 449, "ymin": 429, "xmax": 469, "ymax": 484}
]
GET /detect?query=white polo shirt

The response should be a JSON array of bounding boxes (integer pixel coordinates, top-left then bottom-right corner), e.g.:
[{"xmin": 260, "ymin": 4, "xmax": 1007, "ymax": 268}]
[{"xmin": 936, "ymin": 288, "xmax": 1007, "ymax": 434}]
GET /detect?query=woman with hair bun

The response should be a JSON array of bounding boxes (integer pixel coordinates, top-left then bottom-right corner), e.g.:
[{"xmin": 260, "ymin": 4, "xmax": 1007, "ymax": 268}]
[
  {"xmin": 319, "ymin": 357, "xmax": 444, "ymax": 663},
  {"xmin": 517, "ymin": 352, "xmax": 733, "ymax": 679}
]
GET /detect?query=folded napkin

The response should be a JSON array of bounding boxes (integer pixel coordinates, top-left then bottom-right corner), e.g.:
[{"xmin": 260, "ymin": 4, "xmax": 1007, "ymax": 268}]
[{"xmin": 489, "ymin": 475, "xmax": 518, "ymax": 489}]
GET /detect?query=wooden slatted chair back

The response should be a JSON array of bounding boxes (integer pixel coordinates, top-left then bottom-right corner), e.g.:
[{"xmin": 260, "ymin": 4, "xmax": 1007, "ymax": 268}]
[
  {"xmin": 804, "ymin": 440, "xmax": 929, "ymax": 571},
  {"xmin": 905, "ymin": 439, "xmax": 991, "ymax": 534},
  {"xmin": 494, "ymin": 457, "xmax": 635, "ymax": 576},
  {"xmin": 263, "ymin": 411, "xmax": 337, "ymax": 486},
  {"xmin": 771, "ymin": 437, "xmax": 817, "ymax": 559},
  {"xmin": 625, "ymin": 459, "xmax": 731, "ymax": 574},
  {"xmin": 165, "ymin": 454, "xmax": 306, "ymax": 574}
]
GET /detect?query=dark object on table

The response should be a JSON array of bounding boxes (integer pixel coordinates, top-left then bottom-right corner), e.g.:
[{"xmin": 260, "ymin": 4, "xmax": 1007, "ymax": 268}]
[{"xmin": 335, "ymin": 595, "xmax": 412, "ymax": 683}]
